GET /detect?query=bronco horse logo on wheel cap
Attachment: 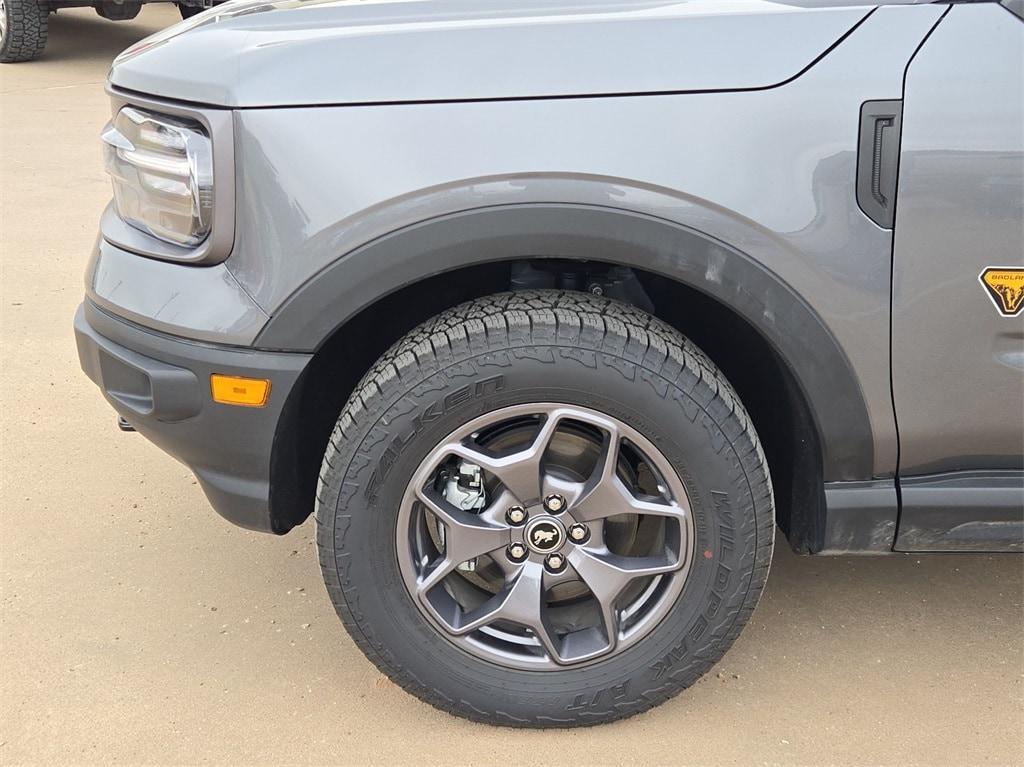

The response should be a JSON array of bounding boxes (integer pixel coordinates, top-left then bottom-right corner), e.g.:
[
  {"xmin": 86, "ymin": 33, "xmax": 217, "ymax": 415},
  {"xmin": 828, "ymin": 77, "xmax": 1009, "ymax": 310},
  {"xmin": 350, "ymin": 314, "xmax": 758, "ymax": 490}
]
[
  {"xmin": 525, "ymin": 518, "xmax": 564, "ymax": 553},
  {"xmin": 533, "ymin": 529, "xmax": 556, "ymax": 544}
]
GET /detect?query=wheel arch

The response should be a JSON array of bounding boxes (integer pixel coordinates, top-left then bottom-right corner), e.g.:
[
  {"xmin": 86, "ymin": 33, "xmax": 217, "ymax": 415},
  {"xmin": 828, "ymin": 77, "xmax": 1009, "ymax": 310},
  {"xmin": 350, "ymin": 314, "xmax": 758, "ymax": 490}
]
[{"xmin": 262, "ymin": 204, "xmax": 871, "ymax": 549}]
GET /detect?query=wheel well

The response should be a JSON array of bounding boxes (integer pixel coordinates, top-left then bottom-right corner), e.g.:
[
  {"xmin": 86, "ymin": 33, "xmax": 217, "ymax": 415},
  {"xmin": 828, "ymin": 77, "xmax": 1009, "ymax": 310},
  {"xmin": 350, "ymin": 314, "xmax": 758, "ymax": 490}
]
[{"xmin": 268, "ymin": 261, "xmax": 824, "ymax": 550}]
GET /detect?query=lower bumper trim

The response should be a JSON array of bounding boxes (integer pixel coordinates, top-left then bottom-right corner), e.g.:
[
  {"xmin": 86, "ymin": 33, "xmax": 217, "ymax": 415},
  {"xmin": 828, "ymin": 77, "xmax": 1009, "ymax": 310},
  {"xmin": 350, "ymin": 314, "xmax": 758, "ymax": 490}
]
[{"xmin": 74, "ymin": 300, "xmax": 312, "ymax": 533}]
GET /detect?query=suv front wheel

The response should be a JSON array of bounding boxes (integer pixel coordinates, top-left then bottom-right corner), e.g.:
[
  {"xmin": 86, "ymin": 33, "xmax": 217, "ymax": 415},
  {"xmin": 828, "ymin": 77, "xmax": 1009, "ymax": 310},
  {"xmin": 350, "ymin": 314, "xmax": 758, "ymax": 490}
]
[{"xmin": 316, "ymin": 291, "xmax": 774, "ymax": 726}]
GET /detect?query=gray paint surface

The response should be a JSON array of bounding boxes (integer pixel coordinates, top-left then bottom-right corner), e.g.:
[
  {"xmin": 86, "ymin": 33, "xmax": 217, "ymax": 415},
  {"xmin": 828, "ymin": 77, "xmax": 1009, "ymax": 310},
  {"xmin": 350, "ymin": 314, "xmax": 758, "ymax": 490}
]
[
  {"xmin": 108, "ymin": 0, "xmax": 871, "ymax": 107},
  {"xmin": 84, "ymin": 0, "xmax": 1023, "ymax": 538},
  {"xmin": 892, "ymin": 3, "xmax": 1024, "ymax": 476},
  {"xmin": 87, "ymin": 232, "xmax": 269, "ymax": 345},
  {"xmin": 257, "ymin": 204, "xmax": 877, "ymax": 480},
  {"xmin": 225, "ymin": 4, "xmax": 945, "ymax": 477}
]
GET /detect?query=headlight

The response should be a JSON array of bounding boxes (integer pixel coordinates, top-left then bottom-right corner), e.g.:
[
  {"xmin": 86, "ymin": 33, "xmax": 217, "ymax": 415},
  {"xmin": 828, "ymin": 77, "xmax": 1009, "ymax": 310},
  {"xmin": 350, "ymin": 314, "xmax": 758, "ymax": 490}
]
[{"xmin": 101, "ymin": 107, "xmax": 213, "ymax": 248}]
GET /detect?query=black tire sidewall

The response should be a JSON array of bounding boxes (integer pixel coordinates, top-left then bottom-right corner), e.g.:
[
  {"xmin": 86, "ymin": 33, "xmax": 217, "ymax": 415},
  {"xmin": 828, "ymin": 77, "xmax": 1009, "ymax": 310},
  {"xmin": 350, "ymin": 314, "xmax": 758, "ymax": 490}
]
[
  {"xmin": 320, "ymin": 337, "xmax": 764, "ymax": 724},
  {"xmin": 0, "ymin": 0, "xmax": 47, "ymax": 63}
]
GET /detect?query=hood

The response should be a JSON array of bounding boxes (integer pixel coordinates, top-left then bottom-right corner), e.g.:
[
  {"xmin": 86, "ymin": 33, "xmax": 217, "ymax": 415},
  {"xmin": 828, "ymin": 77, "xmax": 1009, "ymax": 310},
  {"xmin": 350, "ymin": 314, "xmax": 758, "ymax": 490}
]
[{"xmin": 110, "ymin": 0, "xmax": 873, "ymax": 108}]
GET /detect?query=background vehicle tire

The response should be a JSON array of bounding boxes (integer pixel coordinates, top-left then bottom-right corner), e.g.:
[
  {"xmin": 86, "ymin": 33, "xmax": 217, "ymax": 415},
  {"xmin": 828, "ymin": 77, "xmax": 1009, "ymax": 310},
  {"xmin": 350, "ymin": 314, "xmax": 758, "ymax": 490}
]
[
  {"xmin": 0, "ymin": 0, "xmax": 47, "ymax": 64},
  {"xmin": 316, "ymin": 291, "xmax": 774, "ymax": 727},
  {"xmin": 95, "ymin": 0, "xmax": 140, "ymax": 21},
  {"xmin": 177, "ymin": 3, "xmax": 204, "ymax": 19}
]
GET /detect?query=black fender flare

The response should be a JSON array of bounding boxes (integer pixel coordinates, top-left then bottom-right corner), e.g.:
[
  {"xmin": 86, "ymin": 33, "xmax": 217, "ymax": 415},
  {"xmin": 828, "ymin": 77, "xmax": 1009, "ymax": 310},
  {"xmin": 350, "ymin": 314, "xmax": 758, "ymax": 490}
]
[{"xmin": 256, "ymin": 204, "xmax": 873, "ymax": 481}]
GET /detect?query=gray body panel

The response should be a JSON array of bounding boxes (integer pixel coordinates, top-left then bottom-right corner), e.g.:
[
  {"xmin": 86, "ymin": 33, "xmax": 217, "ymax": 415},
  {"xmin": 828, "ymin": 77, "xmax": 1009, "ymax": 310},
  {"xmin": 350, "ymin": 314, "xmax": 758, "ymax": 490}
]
[
  {"xmin": 891, "ymin": 4, "xmax": 1024, "ymax": 551},
  {"xmin": 78, "ymin": 0, "xmax": 1024, "ymax": 547},
  {"xmin": 892, "ymin": 3, "xmax": 1024, "ymax": 476},
  {"xmin": 109, "ymin": 0, "xmax": 871, "ymax": 107},
  {"xmin": 228, "ymin": 4, "xmax": 945, "ymax": 479},
  {"xmin": 74, "ymin": 302, "xmax": 310, "ymax": 533},
  {"xmin": 86, "ymin": 232, "xmax": 269, "ymax": 346},
  {"xmin": 256, "ymin": 204, "xmax": 876, "ymax": 480}
]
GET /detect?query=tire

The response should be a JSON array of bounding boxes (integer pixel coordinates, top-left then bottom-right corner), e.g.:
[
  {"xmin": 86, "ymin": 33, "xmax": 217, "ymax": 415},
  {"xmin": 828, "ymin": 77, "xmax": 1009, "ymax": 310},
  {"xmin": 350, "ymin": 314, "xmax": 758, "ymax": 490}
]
[
  {"xmin": 177, "ymin": 3, "xmax": 204, "ymax": 19},
  {"xmin": 95, "ymin": 1, "xmax": 140, "ymax": 21},
  {"xmin": 316, "ymin": 290, "xmax": 774, "ymax": 727},
  {"xmin": 0, "ymin": 0, "xmax": 47, "ymax": 64}
]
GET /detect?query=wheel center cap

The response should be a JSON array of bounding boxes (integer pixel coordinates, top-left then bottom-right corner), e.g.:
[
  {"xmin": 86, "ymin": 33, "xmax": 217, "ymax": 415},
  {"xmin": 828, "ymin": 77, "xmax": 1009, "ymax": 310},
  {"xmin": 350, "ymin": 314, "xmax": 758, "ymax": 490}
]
[{"xmin": 524, "ymin": 517, "xmax": 565, "ymax": 554}]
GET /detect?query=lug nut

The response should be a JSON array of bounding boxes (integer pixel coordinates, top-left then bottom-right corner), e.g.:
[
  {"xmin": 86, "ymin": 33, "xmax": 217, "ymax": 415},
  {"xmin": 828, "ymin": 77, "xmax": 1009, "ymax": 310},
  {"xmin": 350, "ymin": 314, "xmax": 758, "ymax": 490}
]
[
  {"xmin": 543, "ymin": 494, "xmax": 566, "ymax": 513},
  {"xmin": 545, "ymin": 553, "xmax": 566, "ymax": 572},
  {"xmin": 507, "ymin": 543, "xmax": 528, "ymax": 562},
  {"xmin": 568, "ymin": 523, "xmax": 589, "ymax": 543},
  {"xmin": 505, "ymin": 506, "xmax": 528, "ymax": 525}
]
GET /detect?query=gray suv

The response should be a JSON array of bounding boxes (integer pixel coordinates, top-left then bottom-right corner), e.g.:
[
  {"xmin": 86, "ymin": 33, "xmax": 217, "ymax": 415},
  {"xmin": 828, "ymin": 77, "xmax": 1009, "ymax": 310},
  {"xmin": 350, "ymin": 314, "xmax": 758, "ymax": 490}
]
[{"xmin": 74, "ymin": 0, "xmax": 1023, "ymax": 727}]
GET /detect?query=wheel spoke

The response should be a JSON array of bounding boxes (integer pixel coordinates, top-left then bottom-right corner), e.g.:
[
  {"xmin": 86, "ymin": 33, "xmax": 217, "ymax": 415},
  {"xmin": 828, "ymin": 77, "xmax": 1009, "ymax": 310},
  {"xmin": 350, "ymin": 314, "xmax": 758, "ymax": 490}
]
[
  {"xmin": 568, "ymin": 547, "xmax": 683, "ymax": 649},
  {"xmin": 444, "ymin": 410, "xmax": 564, "ymax": 505},
  {"xmin": 573, "ymin": 471, "xmax": 687, "ymax": 523},
  {"xmin": 416, "ymin": 485, "xmax": 509, "ymax": 565},
  {"xmin": 449, "ymin": 561, "xmax": 562, "ymax": 660},
  {"xmin": 416, "ymin": 554, "xmax": 459, "ymax": 596},
  {"xmin": 537, "ymin": 415, "xmax": 686, "ymax": 525},
  {"xmin": 547, "ymin": 419, "xmax": 622, "ymax": 509},
  {"xmin": 399, "ymin": 401, "xmax": 698, "ymax": 671}
]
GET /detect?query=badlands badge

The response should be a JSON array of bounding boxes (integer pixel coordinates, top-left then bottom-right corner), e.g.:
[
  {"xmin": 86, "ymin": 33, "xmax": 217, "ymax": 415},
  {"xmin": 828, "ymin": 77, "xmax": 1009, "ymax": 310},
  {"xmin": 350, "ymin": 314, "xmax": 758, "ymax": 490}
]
[{"xmin": 979, "ymin": 267, "xmax": 1024, "ymax": 317}]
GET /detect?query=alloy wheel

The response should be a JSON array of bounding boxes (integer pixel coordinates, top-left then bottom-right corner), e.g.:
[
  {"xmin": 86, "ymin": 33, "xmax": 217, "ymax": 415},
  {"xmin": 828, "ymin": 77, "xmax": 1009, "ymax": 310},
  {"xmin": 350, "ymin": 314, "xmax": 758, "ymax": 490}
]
[{"xmin": 396, "ymin": 403, "xmax": 695, "ymax": 671}]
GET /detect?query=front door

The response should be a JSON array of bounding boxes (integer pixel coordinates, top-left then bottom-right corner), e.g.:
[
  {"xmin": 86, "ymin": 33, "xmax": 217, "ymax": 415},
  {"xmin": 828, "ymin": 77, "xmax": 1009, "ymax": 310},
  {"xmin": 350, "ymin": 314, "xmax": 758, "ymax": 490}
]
[{"xmin": 891, "ymin": 3, "xmax": 1023, "ymax": 551}]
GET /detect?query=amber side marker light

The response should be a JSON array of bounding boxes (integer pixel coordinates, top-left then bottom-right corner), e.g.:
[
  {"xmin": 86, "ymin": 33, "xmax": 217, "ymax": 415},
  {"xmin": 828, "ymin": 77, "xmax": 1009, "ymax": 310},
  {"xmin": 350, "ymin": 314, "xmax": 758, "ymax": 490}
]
[{"xmin": 210, "ymin": 375, "xmax": 271, "ymax": 407}]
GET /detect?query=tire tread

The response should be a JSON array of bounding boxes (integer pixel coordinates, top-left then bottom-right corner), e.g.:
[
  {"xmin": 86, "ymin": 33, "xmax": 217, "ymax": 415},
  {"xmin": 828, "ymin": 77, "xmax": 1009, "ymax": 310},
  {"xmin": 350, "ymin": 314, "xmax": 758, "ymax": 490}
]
[
  {"xmin": 317, "ymin": 291, "xmax": 774, "ymax": 727},
  {"xmin": 0, "ymin": 0, "xmax": 47, "ymax": 63}
]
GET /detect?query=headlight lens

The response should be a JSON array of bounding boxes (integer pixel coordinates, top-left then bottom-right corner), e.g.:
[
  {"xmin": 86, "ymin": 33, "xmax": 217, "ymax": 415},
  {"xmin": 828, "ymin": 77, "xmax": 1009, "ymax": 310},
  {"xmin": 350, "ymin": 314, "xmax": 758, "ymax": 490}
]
[{"xmin": 101, "ymin": 107, "xmax": 213, "ymax": 248}]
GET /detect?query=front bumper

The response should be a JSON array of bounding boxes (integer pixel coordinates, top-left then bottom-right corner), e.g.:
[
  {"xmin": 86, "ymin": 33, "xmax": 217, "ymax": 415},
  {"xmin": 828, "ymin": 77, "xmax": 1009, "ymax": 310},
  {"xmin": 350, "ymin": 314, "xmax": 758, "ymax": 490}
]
[{"xmin": 74, "ymin": 300, "xmax": 311, "ymax": 532}]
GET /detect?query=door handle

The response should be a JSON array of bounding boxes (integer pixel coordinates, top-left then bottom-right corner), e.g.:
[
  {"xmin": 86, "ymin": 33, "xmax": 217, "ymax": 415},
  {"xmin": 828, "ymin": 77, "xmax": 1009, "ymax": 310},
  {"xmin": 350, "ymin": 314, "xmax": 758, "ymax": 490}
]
[
  {"xmin": 857, "ymin": 100, "xmax": 903, "ymax": 229},
  {"xmin": 871, "ymin": 116, "xmax": 895, "ymax": 207}
]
